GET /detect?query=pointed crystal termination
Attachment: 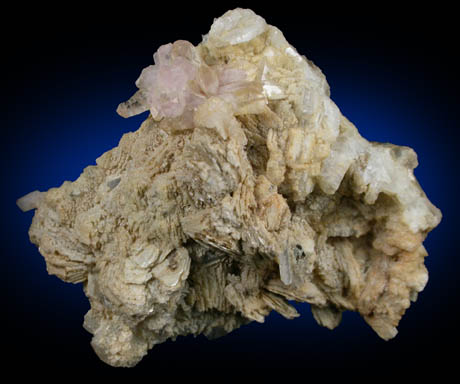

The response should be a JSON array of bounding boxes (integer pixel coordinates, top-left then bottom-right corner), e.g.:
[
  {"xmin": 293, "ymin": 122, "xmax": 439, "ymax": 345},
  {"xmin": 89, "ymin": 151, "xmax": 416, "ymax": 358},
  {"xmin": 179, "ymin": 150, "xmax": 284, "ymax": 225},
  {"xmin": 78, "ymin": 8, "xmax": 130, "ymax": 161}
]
[{"xmin": 19, "ymin": 8, "xmax": 441, "ymax": 367}]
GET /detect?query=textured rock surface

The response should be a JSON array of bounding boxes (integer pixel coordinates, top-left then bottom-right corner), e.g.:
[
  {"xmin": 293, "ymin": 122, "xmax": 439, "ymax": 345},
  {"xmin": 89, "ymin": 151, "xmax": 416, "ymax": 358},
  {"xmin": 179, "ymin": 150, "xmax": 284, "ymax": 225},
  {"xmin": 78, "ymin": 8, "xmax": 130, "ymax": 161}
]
[{"xmin": 18, "ymin": 8, "xmax": 441, "ymax": 367}]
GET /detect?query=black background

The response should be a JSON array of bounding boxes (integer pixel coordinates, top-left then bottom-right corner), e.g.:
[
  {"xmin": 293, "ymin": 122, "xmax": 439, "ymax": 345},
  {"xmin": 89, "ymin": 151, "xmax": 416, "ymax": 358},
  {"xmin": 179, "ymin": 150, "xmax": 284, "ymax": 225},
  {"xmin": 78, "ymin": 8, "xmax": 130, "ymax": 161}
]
[{"xmin": 2, "ymin": 1, "xmax": 458, "ymax": 380}]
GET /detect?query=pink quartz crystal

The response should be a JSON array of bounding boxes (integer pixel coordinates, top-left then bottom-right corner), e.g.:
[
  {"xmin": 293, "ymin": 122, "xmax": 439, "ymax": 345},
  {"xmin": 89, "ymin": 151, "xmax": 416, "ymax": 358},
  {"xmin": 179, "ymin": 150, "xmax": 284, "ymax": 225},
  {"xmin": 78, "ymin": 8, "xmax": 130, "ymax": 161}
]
[{"xmin": 117, "ymin": 39, "xmax": 259, "ymax": 121}]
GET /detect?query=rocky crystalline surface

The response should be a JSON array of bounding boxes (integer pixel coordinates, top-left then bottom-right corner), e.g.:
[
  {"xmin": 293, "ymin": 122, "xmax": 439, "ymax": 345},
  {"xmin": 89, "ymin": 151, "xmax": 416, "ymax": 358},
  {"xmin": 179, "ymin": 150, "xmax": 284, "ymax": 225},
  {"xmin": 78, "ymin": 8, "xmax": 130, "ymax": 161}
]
[{"xmin": 18, "ymin": 8, "xmax": 441, "ymax": 367}]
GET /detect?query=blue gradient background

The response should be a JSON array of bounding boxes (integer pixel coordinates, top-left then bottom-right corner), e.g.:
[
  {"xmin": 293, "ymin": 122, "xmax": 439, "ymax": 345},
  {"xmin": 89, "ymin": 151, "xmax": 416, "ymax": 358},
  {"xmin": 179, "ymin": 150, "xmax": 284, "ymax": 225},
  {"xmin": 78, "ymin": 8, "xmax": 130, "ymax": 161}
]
[{"xmin": 2, "ymin": 4, "xmax": 458, "ymax": 379}]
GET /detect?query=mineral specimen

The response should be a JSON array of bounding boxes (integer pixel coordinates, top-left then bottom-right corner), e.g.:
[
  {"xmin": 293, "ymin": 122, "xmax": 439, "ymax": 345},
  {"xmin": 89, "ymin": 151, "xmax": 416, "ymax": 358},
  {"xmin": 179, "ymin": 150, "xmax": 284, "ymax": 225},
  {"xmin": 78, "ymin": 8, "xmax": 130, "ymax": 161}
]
[{"xmin": 18, "ymin": 8, "xmax": 441, "ymax": 367}]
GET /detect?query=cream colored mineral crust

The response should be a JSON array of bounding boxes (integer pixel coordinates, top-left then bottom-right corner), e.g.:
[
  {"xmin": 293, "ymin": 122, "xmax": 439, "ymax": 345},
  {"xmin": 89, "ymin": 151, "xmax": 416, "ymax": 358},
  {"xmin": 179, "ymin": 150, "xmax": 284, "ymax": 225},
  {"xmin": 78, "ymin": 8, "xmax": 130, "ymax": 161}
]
[{"xmin": 18, "ymin": 8, "xmax": 441, "ymax": 367}]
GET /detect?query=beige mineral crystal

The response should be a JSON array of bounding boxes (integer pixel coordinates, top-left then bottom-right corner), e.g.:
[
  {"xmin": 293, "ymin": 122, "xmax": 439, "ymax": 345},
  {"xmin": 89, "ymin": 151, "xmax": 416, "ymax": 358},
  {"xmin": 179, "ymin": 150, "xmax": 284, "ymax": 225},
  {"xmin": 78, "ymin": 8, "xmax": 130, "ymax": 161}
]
[{"xmin": 18, "ymin": 8, "xmax": 441, "ymax": 367}]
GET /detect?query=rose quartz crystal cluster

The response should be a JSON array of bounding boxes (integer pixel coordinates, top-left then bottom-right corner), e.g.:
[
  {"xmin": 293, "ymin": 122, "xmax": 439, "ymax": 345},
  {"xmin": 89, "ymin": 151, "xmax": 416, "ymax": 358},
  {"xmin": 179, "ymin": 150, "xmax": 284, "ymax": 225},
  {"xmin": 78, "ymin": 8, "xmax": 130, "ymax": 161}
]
[{"xmin": 117, "ymin": 40, "xmax": 263, "ymax": 125}]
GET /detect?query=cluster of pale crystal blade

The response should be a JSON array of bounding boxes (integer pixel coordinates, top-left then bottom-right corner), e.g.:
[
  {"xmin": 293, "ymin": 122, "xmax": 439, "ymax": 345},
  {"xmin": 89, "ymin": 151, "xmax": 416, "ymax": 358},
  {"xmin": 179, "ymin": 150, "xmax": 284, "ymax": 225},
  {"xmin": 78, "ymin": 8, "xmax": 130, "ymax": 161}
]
[{"xmin": 18, "ymin": 8, "xmax": 441, "ymax": 367}]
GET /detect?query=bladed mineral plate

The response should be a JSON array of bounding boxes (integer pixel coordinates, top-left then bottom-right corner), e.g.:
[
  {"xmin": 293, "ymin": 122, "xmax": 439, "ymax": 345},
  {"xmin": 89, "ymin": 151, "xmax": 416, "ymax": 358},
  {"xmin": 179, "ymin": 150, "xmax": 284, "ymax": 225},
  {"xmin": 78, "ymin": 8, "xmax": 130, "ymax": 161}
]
[{"xmin": 18, "ymin": 8, "xmax": 441, "ymax": 367}]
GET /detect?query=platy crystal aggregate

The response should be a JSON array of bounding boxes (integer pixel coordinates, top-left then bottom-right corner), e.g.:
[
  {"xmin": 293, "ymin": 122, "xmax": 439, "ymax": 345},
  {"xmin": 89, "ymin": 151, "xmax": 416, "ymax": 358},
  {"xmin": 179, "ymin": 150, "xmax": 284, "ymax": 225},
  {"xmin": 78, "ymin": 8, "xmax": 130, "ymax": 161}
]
[{"xmin": 18, "ymin": 9, "xmax": 441, "ymax": 367}]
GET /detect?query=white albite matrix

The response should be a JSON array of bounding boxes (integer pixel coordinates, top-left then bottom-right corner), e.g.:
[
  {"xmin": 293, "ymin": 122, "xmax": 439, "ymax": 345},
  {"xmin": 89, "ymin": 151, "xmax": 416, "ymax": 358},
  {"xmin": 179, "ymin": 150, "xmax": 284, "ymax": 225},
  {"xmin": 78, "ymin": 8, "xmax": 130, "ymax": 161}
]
[{"xmin": 18, "ymin": 9, "xmax": 441, "ymax": 367}]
